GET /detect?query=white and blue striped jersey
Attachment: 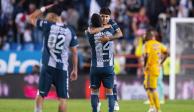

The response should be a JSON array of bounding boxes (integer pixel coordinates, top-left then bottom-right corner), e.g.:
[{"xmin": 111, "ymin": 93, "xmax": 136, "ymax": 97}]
[
  {"xmin": 86, "ymin": 20, "xmax": 120, "ymax": 67},
  {"xmin": 36, "ymin": 19, "xmax": 78, "ymax": 71}
]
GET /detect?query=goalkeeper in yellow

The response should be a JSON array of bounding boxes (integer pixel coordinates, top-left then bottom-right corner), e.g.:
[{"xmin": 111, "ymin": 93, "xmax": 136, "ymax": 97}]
[{"xmin": 143, "ymin": 29, "xmax": 168, "ymax": 112}]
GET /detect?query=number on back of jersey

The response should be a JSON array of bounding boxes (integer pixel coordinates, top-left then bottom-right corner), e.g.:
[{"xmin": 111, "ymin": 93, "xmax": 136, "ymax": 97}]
[{"xmin": 48, "ymin": 34, "xmax": 65, "ymax": 53}]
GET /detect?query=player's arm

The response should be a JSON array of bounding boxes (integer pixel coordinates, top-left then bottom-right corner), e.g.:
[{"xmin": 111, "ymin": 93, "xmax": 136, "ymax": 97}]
[
  {"xmin": 160, "ymin": 50, "xmax": 169, "ymax": 65},
  {"xmin": 28, "ymin": 10, "xmax": 42, "ymax": 26},
  {"xmin": 87, "ymin": 24, "xmax": 111, "ymax": 34},
  {"xmin": 143, "ymin": 53, "xmax": 148, "ymax": 67},
  {"xmin": 98, "ymin": 28, "xmax": 123, "ymax": 43},
  {"xmin": 108, "ymin": 28, "xmax": 123, "ymax": 41},
  {"xmin": 143, "ymin": 43, "xmax": 149, "ymax": 67},
  {"xmin": 107, "ymin": 21, "xmax": 123, "ymax": 41},
  {"xmin": 160, "ymin": 44, "xmax": 169, "ymax": 65},
  {"xmin": 71, "ymin": 47, "xmax": 78, "ymax": 72},
  {"xmin": 132, "ymin": 16, "xmax": 138, "ymax": 34},
  {"xmin": 69, "ymin": 28, "xmax": 79, "ymax": 81},
  {"xmin": 28, "ymin": 4, "xmax": 55, "ymax": 26},
  {"xmin": 99, "ymin": 22, "xmax": 123, "ymax": 43},
  {"xmin": 70, "ymin": 47, "xmax": 78, "ymax": 81}
]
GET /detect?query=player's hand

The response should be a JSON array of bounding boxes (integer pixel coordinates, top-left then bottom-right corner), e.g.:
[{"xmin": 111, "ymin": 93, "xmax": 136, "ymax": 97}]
[
  {"xmin": 98, "ymin": 36, "xmax": 110, "ymax": 43},
  {"xmin": 103, "ymin": 24, "xmax": 111, "ymax": 29},
  {"xmin": 40, "ymin": 3, "xmax": 57, "ymax": 12},
  {"xmin": 70, "ymin": 70, "xmax": 78, "ymax": 81}
]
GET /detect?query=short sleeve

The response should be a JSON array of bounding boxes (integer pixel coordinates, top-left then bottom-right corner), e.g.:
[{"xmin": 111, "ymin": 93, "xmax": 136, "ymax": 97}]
[
  {"xmin": 69, "ymin": 28, "xmax": 78, "ymax": 47},
  {"xmin": 36, "ymin": 19, "xmax": 49, "ymax": 30},
  {"xmin": 109, "ymin": 19, "xmax": 120, "ymax": 31}
]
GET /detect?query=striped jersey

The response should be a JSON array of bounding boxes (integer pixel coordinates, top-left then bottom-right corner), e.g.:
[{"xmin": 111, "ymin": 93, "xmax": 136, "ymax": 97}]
[
  {"xmin": 86, "ymin": 20, "xmax": 119, "ymax": 67},
  {"xmin": 36, "ymin": 19, "xmax": 78, "ymax": 71}
]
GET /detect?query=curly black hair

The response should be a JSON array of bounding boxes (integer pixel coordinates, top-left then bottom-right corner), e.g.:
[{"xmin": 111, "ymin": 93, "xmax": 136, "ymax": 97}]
[
  {"xmin": 100, "ymin": 7, "xmax": 111, "ymax": 15},
  {"xmin": 145, "ymin": 28, "xmax": 159, "ymax": 41},
  {"xmin": 91, "ymin": 13, "xmax": 102, "ymax": 27}
]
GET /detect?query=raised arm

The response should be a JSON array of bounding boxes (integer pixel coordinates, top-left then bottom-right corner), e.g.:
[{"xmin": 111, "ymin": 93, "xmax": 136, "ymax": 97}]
[
  {"xmin": 87, "ymin": 24, "xmax": 111, "ymax": 34},
  {"xmin": 28, "ymin": 4, "xmax": 55, "ymax": 26},
  {"xmin": 28, "ymin": 10, "xmax": 43, "ymax": 26}
]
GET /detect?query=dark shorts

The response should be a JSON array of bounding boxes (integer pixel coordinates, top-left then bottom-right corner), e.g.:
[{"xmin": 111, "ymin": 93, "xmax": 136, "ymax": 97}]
[
  {"xmin": 38, "ymin": 65, "xmax": 68, "ymax": 98},
  {"xmin": 90, "ymin": 66, "xmax": 115, "ymax": 89}
]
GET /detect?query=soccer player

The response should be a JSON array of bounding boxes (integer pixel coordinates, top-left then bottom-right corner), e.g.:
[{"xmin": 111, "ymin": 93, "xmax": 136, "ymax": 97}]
[
  {"xmin": 144, "ymin": 68, "xmax": 165, "ymax": 105},
  {"xmin": 88, "ymin": 7, "xmax": 122, "ymax": 111},
  {"xmin": 28, "ymin": 4, "xmax": 78, "ymax": 112},
  {"xmin": 86, "ymin": 8, "xmax": 123, "ymax": 112},
  {"xmin": 143, "ymin": 29, "xmax": 168, "ymax": 112}
]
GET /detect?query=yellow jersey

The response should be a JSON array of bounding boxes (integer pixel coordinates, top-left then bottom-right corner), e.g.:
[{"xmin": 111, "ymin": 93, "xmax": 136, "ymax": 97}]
[{"xmin": 144, "ymin": 40, "xmax": 167, "ymax": 76}]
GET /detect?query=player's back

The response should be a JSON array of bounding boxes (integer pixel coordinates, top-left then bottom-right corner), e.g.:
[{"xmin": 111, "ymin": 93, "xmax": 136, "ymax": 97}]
[
  {"xmin": 86, "ymin": 28, "xmax": 115, "ymax": 67},
  {"xmin": 36, "ymin": 19, "xmax": 78, "ymax": 71},
  {"xmin": 144, "ymin": 40, "xmax": 167, "ymax": 75}
]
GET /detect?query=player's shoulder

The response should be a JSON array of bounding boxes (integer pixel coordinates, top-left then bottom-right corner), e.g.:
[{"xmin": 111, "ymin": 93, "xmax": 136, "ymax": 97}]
[
  {"xmin": 148, "ymin": 40, "xmax": 159, "ymax": 45},
  {"xmin": 145, "ymin": 40, "xmax": 158, "ymax": 48},
  {"xmin": 36, "ymin": 19, "xmax": 55, "ymax": 30},
  {"xmin": 109, "ymin": 19, "xmax": 118, "ymax": 26},
  {"xmin": 155, "ymin": 41, "xmax": 165, "ymax": 47},
  {"xmin": 38, "ymin": 19, "xmax": 54, "ymax": 25},
  {"xmin": 66, "ymin": 25, "xmax": 75, "ymax": 32},
  {"xmin": 145, "ymin": 40, "xmax": 153, "ymax": 45},
  {"xmin": 144, "ymin": 42, "xmax": 150, "ymax": 50}
]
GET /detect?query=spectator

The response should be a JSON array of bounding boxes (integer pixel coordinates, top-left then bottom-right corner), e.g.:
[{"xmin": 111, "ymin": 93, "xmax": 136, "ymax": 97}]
[
  {"xmin": 0, "ymin": 11, "xmax": 9, "ymax": 49},
  {"xmin": 2, "ymin": 18, "xmax": 14, "ymax": 50},
  {"xmin": 110, "ymin": 0, "xmax": 130, "ymax": 41},
  {"xmin": 1, "ymin": 0, "xmax": 13, "ymax": 16},
  {"xmin": 13, "ymin": 0, "xmax": 25, "ymax": 18},
  {"xmin": 126, "ymin": 0, "xmax": 142, "ymax": 13},
  {"xmin": 15, "ymin": 12, "xmax": 27, "ymax": 44},
  {"xmin": 144, "ymin": 0, "xmax": 165, "ymax": 27},
  {"xmin": 157, "ymin": 13, "xmax": 170, "ymax": 43},
  {"xmin": 28, "ymin": 3, "xmax": 36, "ymax": 14},
  {"xmin": 61, "ymin": 10, "xmax": 68, "ymax": 25},
  {"xmin": 132, "ymin": 6, "xmax": 149, "ymax": 35},
  {"xmin": 67, "ymin": 6, "xmax": 80, "ymax": 30},
  {"xmin": 166, "ymin": 0, "xmax": 178, "ymax": 17},
  {"xmin": 23, "ymin": 24, "xmax": 32, "ymax": 43},
  {"xmin": 178, "ymin": 0, "xmax": 193, "ymax": 17}
]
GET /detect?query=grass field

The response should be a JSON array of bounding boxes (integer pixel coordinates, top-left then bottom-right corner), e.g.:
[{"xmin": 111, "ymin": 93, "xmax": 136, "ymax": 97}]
[{"xmin": 0, "ymin": 99, "xmax": 193, "ymax": 112}]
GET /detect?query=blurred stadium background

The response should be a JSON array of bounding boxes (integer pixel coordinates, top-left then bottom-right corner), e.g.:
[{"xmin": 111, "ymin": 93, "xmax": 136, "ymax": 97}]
[{"xmin": 0, "ymin": 0, "xmax": 194, "ymax": 112}]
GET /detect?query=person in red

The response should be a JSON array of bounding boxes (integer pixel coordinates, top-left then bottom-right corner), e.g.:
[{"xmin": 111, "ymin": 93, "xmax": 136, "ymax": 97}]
[{"xmin": 132, "ymin": 6, "xmax": 149, "ymax": 35}]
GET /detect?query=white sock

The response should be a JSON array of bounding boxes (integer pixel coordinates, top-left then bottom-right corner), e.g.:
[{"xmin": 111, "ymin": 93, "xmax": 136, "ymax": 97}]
[{"xmin": 34, "ymin": 107, "xmax": 42, "ymax": 112}]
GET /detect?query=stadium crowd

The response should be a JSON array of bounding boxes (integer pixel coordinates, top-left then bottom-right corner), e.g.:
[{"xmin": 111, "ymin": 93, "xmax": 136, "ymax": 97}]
[{"xmin": 0, "ymin": 0, "xmax": 193, "ymax": 75}]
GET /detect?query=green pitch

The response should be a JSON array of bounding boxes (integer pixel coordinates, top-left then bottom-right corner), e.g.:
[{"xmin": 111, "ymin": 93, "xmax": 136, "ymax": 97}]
[{"xmin": 0, "ymin": 99, "xmax": 193, "ymax": 112}]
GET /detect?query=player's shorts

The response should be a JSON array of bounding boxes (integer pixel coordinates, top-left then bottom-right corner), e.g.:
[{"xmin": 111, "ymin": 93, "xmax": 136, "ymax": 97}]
[
  {"xmin": 144, "ymin": 74, "xmax": 158, "ymax": 89},
  {"xmin": 90, "ymin": 66, "xmax": 115, "ymax": 89},
  {"xmin": 38, "ymin": 65, "xmax": 69, "ymax": 98}
]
